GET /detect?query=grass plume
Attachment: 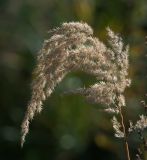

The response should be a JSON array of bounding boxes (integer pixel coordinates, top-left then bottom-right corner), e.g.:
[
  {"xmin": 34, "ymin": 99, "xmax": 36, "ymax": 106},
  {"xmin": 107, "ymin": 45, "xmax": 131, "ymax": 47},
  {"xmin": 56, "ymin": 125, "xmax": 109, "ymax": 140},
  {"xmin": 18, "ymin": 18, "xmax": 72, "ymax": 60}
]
[{"xmin": 21, "ymin": 21, "xmax": 130, "ymax": 158}]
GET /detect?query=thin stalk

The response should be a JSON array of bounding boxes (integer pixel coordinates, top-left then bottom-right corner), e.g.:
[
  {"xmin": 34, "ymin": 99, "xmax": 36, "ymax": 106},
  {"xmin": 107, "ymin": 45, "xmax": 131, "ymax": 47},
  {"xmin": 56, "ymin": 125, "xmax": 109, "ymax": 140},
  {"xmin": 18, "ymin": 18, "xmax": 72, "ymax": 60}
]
[{"xmin": 119, "ymin": 106, "xmax": 131, "ymax": 160}]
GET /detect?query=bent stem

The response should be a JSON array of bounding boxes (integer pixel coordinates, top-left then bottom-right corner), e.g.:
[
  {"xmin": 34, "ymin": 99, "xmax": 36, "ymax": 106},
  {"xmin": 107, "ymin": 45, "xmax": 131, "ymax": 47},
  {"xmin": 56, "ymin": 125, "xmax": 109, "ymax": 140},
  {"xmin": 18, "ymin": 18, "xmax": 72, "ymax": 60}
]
[{"xmin": 119, "ymin": 106, "xmax": 131, "ymax": 160}]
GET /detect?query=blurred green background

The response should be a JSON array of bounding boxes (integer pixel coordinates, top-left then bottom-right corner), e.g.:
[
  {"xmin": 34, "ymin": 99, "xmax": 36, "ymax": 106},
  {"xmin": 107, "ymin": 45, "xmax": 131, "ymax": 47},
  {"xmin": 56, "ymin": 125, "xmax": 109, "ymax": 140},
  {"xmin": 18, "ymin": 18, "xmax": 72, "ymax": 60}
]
[{"xmin": 1, "ymin": 0, "xmax": 147, "ymax": 159}]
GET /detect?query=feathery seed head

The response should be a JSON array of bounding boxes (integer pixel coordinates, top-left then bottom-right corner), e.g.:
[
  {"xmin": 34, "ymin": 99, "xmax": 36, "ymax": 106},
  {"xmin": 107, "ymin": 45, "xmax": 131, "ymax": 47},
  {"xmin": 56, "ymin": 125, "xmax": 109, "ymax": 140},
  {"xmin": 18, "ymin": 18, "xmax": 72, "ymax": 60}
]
[{"xmin": 21, "ymin": 22, "xmax": 130, "ymax": 146}]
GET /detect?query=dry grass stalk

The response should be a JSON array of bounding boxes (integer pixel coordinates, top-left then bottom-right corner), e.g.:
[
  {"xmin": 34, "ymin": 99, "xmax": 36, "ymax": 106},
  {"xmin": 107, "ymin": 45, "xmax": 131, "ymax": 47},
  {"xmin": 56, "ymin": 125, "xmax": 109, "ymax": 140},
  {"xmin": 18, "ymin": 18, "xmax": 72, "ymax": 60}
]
[{"xmin": 21, "ymin": 22, "xmax": 131, "ymax": 160}]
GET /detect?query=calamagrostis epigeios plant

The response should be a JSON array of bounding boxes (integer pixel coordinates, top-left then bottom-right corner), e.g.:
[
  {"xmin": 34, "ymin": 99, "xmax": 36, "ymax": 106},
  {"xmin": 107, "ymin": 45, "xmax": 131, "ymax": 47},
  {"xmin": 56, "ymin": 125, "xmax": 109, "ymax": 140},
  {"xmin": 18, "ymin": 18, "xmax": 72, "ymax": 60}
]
[{"xmin": 21, "ymin": 22, "xmax": 131, "ymax": 152}]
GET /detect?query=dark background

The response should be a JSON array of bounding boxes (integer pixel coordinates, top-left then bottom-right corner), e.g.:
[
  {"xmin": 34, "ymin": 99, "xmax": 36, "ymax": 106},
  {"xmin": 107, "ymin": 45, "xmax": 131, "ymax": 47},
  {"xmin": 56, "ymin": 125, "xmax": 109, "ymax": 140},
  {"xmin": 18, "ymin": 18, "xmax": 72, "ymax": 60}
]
[{"xmin": 1, "ymin": 0, "xmax": 147, "ymax": 159}]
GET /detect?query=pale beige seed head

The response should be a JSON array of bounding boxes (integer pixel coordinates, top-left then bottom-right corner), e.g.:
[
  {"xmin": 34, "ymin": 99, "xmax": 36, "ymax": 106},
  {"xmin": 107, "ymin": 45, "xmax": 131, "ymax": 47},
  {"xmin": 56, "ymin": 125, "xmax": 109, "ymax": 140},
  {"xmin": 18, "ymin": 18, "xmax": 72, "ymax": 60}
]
[{"xmin": 21, "ymin": 22, "xmax": 130, "ymax": 146}]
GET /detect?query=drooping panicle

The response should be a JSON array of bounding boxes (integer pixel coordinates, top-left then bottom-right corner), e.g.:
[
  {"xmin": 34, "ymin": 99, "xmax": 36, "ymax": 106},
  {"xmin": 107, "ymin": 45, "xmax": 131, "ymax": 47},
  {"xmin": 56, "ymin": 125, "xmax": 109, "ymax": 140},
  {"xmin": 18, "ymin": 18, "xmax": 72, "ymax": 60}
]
[{"xmin": 21, "ymin": 22, "xmax": 130, "ymax": 146}]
